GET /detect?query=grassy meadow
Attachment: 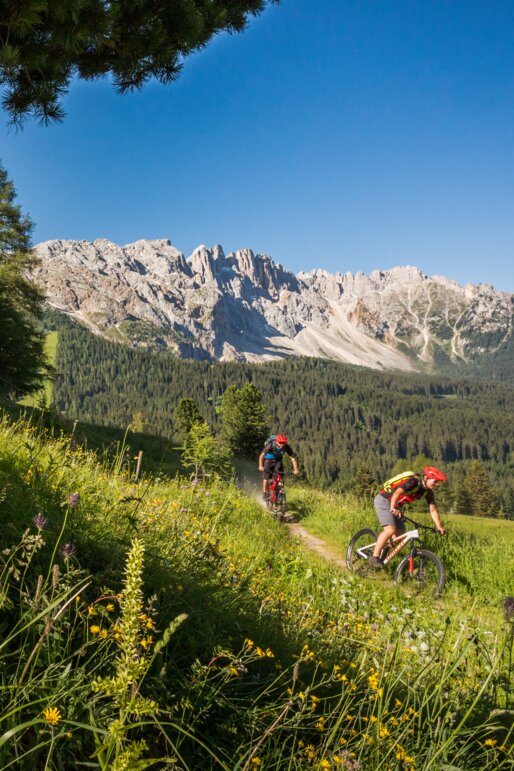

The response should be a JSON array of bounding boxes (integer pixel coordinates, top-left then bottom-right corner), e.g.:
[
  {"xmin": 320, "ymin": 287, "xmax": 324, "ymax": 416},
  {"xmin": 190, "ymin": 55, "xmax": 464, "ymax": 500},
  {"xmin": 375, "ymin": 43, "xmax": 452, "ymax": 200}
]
[
  {"xmin": 18, "ymin": 331, "xmax": 59, "ymax": 408},
  {"xmin": 0, "ymin": 411, "xmax": 513, "ymax": 770}
]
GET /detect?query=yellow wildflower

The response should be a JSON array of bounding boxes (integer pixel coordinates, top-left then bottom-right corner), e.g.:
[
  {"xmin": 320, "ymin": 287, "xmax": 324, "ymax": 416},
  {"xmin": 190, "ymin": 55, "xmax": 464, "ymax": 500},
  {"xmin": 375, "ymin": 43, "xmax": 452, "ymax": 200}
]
[
  {"xmin": 100, "ymin": 629, "xmax": 108, "ymax": 640},
  {"xmin": 484, "ymin": 738, "xmax": 497, "ymax": 748},
  {"xmin": 43, "ymin": 707, "xmax": 62, "ymax": 726},
  {"xmin": 319, "ymin": 760, "xmax": 331, "ymax": 769},
  {"xmin": 106, "ymin": 603, "xmax": 115, "ymax": 612},
  {"xmin": 250, "ymin": 758, "xmax": 262, "ymax": 766},
  {"xmin": 90, "ymin": 625, "xmax": 100, "ymax": 635}
]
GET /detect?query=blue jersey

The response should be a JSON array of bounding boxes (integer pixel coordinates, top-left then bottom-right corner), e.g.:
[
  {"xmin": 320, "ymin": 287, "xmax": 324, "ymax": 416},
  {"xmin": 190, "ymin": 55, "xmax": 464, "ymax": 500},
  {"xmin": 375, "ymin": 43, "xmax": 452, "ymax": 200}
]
[{"xmin": 263, "ymin": 441, "xmax": 296, "ymax": 462}]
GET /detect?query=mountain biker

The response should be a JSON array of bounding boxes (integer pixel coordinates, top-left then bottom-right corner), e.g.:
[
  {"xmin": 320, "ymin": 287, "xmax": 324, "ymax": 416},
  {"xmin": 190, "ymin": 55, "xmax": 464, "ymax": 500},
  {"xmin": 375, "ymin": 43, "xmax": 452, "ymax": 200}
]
[
  {"xmin": 258, "ymin": 434, "xmax": 299, "ymax": 501},
  {"xmin": 369, "ymin": 466, "xmax": 447, "ymax": 569}
]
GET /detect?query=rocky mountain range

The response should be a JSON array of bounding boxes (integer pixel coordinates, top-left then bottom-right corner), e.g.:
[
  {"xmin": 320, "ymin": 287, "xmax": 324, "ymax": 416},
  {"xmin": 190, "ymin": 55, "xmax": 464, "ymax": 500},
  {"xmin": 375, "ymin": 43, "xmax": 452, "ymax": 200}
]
[{"xmin": 33, "ymin": 238, "xmax": 514, "ymax": 372}]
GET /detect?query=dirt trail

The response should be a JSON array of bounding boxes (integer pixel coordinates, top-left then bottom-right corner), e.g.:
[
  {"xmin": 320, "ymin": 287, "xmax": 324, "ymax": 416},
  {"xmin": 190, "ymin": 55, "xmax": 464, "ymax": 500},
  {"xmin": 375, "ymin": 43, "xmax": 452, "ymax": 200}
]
[
  {"xmin": 236, "ymin": 460, "xmax": 346, "ymax": 568},
  {"xmin": 285, "ymin": 521, "xmax": 346, "ymax": 568}
]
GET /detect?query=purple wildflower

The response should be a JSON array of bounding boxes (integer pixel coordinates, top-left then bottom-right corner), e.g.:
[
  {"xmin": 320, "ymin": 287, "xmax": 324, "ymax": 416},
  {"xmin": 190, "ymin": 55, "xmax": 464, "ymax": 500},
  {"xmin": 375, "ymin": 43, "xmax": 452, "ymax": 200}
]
[
  {"xmin": 33, "ymin": 513, "xmax": 48, "ymax": 530},
  {"xmin": 60, "ymin": 543, "xmax": 76, "ymax": 560},
  {"xmin": 191, "ymin": 479, "xmax": 199, "ymax": 486},
  {"xmin": 68, "ymin": 492, "xmax": 81, "ymax": 507}
]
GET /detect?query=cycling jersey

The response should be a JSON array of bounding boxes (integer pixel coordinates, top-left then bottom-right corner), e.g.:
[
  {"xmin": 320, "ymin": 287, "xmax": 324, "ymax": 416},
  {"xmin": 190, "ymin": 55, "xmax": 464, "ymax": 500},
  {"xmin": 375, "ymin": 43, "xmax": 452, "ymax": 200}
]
[
  {"xmin": 379, "ymin": 475, "xmax": 434, "ymax": 506},
  {"xmin": 263, "ymin": 442, "xmax": 296, "ymax": 462}
]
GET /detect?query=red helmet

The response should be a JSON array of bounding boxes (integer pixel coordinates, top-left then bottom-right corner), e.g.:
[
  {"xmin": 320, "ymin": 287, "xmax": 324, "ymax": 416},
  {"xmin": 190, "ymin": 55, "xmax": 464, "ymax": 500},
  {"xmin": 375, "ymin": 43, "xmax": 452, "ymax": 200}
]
[
  {"xmin": 423, "ymin": 466, "xmax": 447, "ymax": 482},
  {"xmin": 275, "ymin": 434, "xmax": 288, "ymax": 444}
]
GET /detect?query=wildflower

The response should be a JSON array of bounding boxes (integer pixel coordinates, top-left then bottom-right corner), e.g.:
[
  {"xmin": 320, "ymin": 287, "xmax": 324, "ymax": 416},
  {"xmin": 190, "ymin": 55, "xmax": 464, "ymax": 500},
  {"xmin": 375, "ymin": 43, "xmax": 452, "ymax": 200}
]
[
  {"xmin": 43, "ymin": 707, "xmax": 62, "ymax": 726},
  {"xmin": 33, "ymin": 512, "xmax": 48, "ymax": 530},
  {"xmin": 304, "ymin": 744, "xmax": 316, "ymax": 761},
  {"xmin": 68, "ymin": 492, "xmax": 80, "ymax": 507},
  {"xmin": 90, "ymin": 625, "xmax": 101, "ymax": 635},
  {"xmin": 100, "ymin": 629, "xmax": 108, "ymax": 640},
  {"xmin": 310, "ymin": 695, "xmax": 320, "ymax": 711},
  {"xmin": 250, "ymin": 758, "xmax": 262, "ymax": 766},
  {"xmin": 106, "ymin": 603, "xmax": 115, "ymax": 612},
  {"xmin": 319, "ymin": 760, "xmax": 331, "ymax": 769},
  {"xmin": 484, "ymin": 738, "xmax": 497, "ymax": 748},
  {"xmin": 228, "ymin": 664, "xmax": 239, "ymax": 676},
  {"xmin": 88, "ymin": 605, "xmax": 98, "ymax": 616},
  {"xmin": 60, "ymin": 543, "xmax": 76, "ymax": 560}
]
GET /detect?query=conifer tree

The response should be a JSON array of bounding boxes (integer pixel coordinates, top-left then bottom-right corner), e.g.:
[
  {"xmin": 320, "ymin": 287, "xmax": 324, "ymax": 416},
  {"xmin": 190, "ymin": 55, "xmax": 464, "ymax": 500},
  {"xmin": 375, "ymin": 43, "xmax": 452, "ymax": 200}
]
[
  {"xmin": 182, "ymin": 420, "xmax": 231, "ymax": 480},
  {"xmin": 464, "ymin": 460, "xmax": 501, "ymax": 517},
  {"xmin": 174, "ymin": 397, "xmax": 203, "ymax": 441},
  {"xmin": 220, "ymin": 383, "xmax": 269, "ymax": 459},
  {"xmin": 0, "ymin": 163, "xmax": 47, "ymax": 397},
  {"xmin": 0, "ymin": 1, "xmax": 277, "ymax": 125}
]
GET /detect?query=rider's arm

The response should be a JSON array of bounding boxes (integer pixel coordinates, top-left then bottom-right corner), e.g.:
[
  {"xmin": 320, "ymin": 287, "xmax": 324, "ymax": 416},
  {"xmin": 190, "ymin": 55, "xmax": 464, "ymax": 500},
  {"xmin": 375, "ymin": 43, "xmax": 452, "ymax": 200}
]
[
  {"xmin": 428, "ymin": 502, "xmax": 445, "ymax": 534},
  {"xmin": 389, "ymin": 487, "xmax": 405, "ymax": 516},
  {"xmin": 258, "ymin": 451, "xmax": 265, "ymax": 471},
  {"xmin": 291, "ymin": 456, "xmax": 299, "ymax": 475}
]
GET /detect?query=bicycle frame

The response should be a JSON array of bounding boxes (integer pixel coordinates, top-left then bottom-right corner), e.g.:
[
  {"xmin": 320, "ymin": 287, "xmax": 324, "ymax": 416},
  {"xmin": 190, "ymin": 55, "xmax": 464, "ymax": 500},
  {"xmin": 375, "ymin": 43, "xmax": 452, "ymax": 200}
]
[
  {"xmin": 381, "ymin": 529, "xmax": 419, "ymax": 566},
  {"xmin": 269, "ymin": 473, "xmax": 284, "ymax": 504}
]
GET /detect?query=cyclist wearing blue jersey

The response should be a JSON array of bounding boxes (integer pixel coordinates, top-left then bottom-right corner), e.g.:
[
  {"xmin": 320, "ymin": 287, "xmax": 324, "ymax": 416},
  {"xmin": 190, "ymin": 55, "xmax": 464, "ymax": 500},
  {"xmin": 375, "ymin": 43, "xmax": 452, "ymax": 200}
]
[{"xmin": 258, "ymin": 434, "xmax": 299, "ymax": 500}]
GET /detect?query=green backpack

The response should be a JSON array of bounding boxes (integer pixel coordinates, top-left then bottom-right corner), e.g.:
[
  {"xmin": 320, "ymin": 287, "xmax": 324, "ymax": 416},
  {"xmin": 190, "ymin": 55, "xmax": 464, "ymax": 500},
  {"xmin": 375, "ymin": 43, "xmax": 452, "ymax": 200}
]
[{"xmin": 382, "ymin": 471, "xmax": 417, "ymax": 493}]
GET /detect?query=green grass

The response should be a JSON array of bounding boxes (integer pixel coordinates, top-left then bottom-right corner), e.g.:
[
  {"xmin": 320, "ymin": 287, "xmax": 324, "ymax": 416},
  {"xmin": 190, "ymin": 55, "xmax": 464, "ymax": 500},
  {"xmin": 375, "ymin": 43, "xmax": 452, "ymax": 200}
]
[
  {"xmin": 0, "ymin": 410, "xmax": 512, "ymax": 770},
  {"xmin": 19, "ymin": 330, "xmax": 59, "ymax": 407},
  {"xmin": 288, "ymin": 486, "xmax": 514, "ymax": 611}
]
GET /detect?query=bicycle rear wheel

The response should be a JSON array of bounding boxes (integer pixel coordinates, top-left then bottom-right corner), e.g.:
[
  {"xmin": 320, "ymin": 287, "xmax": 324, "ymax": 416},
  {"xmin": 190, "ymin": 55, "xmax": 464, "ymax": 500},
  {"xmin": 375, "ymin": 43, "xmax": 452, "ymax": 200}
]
[
  {"xmin": 393, "ymin": 548, "xmax": 445, "ymax": 598},
  {"xmin": 346, "ymin": 528, "xmax": 377, "ymax": 574}
]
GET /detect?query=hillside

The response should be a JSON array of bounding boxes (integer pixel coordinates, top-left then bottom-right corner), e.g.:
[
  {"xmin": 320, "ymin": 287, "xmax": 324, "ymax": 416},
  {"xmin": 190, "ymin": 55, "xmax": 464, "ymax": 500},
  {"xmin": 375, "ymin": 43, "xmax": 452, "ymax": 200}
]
[
  {"xmin": 47, "ymin": 311, "xmax": 514, "ymax": 516},
  {"xmin": 0, "ymin": 412, "xmax": 512, "ymax": 769}
]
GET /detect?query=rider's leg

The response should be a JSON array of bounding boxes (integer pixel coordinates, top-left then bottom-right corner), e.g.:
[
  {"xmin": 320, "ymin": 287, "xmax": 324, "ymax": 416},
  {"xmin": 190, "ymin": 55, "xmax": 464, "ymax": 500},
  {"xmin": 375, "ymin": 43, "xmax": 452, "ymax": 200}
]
[
  {"xmin": 372, "ymin": 494, "xmax": 405, "ymax": 559},
  {"xmin": 373, "ymin": 525, "xmax": 398, "ymax": 558},
  {"xmin": 263, "ymin": 461, "xmax": 273, "ymax": 497}
]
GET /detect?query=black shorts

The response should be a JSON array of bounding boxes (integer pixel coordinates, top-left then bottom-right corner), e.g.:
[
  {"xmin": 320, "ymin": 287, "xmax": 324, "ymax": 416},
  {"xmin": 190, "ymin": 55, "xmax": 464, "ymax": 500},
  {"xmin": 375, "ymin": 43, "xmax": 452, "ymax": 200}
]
[{"xmin": 263, "ymin": 459, "xmax": 284, "ymax": 480}]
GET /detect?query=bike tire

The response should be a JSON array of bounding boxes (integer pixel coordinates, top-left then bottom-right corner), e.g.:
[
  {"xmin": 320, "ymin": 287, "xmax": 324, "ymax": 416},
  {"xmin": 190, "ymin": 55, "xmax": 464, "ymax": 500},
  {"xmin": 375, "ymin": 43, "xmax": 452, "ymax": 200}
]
[
  {"xmin": 346, "ymin": 528, "xmax": 378, "ymax": 573},
  {"xmin": 393, "ymin": 548, "xmax": 445, "ymax": 598}
]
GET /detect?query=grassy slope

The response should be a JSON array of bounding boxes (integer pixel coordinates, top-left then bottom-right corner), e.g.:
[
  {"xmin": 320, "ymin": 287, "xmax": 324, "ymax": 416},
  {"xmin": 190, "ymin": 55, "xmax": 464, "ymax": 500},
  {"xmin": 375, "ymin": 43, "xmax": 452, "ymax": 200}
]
[
  {"xmin": 1, "ymin": 411, "xmax": 513, "ymax": 769},
  {"xmin": 19, "ymin": 330, "xmax": 59, "ymax": 407},
  {"xmin": 287, "ymin": 485, "xmax": 514, "ymax": 609}
]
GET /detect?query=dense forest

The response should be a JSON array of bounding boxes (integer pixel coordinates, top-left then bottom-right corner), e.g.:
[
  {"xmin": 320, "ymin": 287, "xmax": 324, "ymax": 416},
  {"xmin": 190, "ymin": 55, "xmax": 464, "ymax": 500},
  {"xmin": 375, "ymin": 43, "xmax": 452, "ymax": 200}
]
[{"xmin": 48, "ymin": 311, "xmax": 514, "ymax": 517}]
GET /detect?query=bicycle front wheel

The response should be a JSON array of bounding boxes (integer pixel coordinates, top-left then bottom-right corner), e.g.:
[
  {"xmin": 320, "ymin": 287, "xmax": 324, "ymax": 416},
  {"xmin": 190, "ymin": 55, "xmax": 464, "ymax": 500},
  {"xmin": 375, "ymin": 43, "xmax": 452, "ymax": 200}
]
[
  {"xmin": 393, "ymin": 548, "xmax": 445, "ymax": 598},
  {"xmin": 346, "ymin": 528, "xmax": 377, "ymax": 574}
]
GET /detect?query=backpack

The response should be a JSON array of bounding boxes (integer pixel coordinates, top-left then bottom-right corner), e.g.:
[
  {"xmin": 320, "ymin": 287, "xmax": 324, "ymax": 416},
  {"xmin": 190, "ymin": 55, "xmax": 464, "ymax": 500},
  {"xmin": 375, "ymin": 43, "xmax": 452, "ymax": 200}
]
[
  {"xmin": 264, "ymin": 434, "xmax": 276, "ymax": 448},
  {"xmin": 382, "ymin": 471, "xmax": 417, "ymax": 493}
]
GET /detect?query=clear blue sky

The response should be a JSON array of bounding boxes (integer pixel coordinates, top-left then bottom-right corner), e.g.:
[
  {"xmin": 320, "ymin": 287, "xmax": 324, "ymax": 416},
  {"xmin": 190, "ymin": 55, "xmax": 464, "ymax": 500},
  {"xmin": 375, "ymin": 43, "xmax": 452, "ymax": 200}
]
[{"xmin": 2, "ymin": 0, "xmax": 514, "ymax": 291}]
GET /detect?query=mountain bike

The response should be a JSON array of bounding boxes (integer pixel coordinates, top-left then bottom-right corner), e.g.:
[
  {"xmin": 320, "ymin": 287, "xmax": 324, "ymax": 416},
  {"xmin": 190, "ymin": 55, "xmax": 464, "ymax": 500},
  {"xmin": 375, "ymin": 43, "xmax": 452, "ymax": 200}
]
[
  {"xmin": 346, "ymin": 516, "xmax": 446, "ymax": 597},
  {"xmin": 265, "ymin": 471, "xmax": 287, "ymax": 521}
]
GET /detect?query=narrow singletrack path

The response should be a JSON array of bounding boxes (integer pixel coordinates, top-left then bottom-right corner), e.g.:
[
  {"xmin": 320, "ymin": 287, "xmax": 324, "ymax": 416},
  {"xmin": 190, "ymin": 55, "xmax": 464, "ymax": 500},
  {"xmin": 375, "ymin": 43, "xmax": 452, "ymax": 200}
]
[
  {"xmin": 285, "ymin": 520, "xmax": 346, "ymax": 568},
  {"xmin": 236, "ymin": 461, "xmax": 347, "ymax": 569}
]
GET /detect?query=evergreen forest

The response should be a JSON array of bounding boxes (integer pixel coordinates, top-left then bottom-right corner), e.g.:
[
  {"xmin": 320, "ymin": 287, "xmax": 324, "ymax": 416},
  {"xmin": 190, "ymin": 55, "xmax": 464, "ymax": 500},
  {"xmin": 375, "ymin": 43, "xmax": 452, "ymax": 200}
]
[{"xmin": 49, "ymin": 312, "xmax": 514, "ymax": 518}]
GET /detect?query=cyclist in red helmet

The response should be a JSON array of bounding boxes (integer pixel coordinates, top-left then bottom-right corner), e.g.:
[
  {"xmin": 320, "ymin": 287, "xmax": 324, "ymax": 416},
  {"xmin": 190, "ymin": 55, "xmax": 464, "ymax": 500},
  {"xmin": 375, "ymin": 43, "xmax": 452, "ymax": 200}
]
[
  {"xmin": 258, "ymin": 434, "xmax": 299, "ymax": 501},
  {"xmin": 369, "ymin": 466, "xmax": 447, "ymax": 569}
]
